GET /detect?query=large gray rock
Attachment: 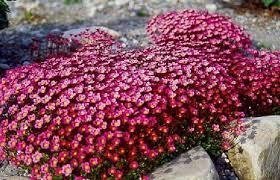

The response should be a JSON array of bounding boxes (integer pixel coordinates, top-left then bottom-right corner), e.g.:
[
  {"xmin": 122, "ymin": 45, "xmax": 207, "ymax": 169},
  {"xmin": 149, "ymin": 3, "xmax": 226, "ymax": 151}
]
[
  {"xmin": 228, "ymin": 115, "xmax": 280, "ymax": 180},
  {"xmin": 0, "ymin": 161, "xmax": 28, "ymax": 179},
  {"xmin": 150, "ymin": 146, "xmax": 219, "ymax": 180}
]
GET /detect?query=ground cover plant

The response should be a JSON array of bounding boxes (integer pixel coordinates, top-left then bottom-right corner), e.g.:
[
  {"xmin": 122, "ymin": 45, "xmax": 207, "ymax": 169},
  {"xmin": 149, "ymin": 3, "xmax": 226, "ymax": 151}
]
[{"xmin": 0, "ymin": 9, "xmax": 279, "ymax": 179}]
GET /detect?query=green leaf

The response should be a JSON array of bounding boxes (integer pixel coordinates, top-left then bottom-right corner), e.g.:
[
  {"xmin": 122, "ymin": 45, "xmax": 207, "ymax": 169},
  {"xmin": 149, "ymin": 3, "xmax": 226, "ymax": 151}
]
[
  {"xmin": 53, "ymin": 175, "xmax": 63, "ymax": 180},
  {"xmin": 0, "ymin": 0, "xmax": 10, "ymax": 13},
  {"xmin": 262, "ymin": 0, "xmax": 276, "ymax": 7},
  {"xmin": 272, "ymin": 0, "xmax": 280, "ymax": 6},
  {"xmin": 64, "ymin": 0, "xmax": 82, "ymax": 5}
]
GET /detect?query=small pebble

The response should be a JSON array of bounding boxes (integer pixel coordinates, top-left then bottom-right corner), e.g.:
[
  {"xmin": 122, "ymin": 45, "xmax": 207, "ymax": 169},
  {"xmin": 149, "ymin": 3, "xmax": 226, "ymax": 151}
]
[
  {"xmin": 23, "ymin": 61, "xmax": 31, "ymax": 66},
  {"xmin": 132, "ymin": 39, "xmax": 138, "ymax": 44}
]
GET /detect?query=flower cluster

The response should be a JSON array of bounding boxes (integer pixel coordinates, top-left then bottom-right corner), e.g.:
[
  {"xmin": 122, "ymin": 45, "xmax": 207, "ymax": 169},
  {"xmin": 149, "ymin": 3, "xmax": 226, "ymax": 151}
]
[
  {"xmin": 146, "ymin": 10, "xmax": 252, "ymax": 55},
  {"xmin": 0, "ymin": 10, "xmax": 279, "ymax": 179}
]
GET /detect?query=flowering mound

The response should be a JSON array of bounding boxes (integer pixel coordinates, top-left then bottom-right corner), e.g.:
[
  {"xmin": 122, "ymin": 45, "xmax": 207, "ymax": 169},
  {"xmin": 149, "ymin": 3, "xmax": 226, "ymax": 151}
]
[
  {"xmin": 147, "ymin": 10, "xmax": 252, "ymax": 55},
  {"xmin": 0, "ymin": 10, "xmax": 279, "ymax": 179}
]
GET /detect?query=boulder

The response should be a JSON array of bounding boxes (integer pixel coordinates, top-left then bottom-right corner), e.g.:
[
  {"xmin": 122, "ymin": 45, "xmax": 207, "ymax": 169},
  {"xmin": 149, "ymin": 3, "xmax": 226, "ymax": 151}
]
[
  {"xmin": 227, "ymin": 115, "xmax": 280, "ymax": 180},
  {"xmin": 150, "ymin": 146, "xmax": 219, "ymax": 180}
]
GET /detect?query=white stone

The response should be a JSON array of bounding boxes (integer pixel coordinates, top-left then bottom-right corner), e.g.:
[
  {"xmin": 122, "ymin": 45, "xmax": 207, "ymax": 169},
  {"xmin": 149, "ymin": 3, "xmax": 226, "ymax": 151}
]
[
  {"xmin": 205, "ymin": 4, "xmax": 217, "ymax": 12},
  {"xmin": 150, "ymin": 146, "xmax": 219, "ymax": 180},
  {"xmin": 228, "ymin": 115, "xmax": 280, "ymax": 180}
]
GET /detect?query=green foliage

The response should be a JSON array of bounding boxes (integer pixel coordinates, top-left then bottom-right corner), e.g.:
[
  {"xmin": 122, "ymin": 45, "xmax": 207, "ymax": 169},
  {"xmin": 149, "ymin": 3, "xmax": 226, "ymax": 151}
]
[
  {"xmin": 23, "ymin": 10, "xmax": 35, "ymax": 22},
  {"xmin": 262, "ymin": 0, "xmax": 280, "ymax": 7},
  {"xmin": 22, "ymin": 9, "xmax": 43, "ymax": 24},
  {"xmin": 52, "ymin": 176, "xmax": 63, "ymax": 180},
  {"xmin": 274, "ymin": 0, "xmax": 280, "ymax": 6},
  {"xmin": 64, "ymin": 0, "xmax": 82, "ymax": 5},
  {"xmin": 136, "ymin": 9, "xmax": 150, "ymax": 17},
  {"xmin": 0, "ymin": 0, "xmax": 9, "ymax": 13},
  {"xmin": 0, "ymin": 0, "xmax": 9, "ymax": 29},
  {"xmin": 262, "ymin": 0, "xmax": 276, "ymax": 7},
  {"xmin": 272, "ymin": 107, "xmax": 280, "ymax": 115}
]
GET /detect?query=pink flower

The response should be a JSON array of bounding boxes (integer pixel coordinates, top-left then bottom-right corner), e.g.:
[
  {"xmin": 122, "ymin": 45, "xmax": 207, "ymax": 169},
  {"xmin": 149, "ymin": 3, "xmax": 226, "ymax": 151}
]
[
  {"xmin": 49, "ymin": 157, "xmax": 58, "ymax": 168},
  {"xmin": 212, "ymin": 124, "xmax": 220, "ymax": 132},
  {"xmin": 81, "ymin": 162, "xmax": 91, "ymax": 173},
  {"xmin": 25, "ymin": 145, "xmax": 34, "ymax": 154},
  {"xmin": 40, "ymin": 140, "xmax": 50, "ymax": 149},
  {"xmin": 24, "ymin": 155, "xmax": 32, "ymax": 165},
  {"xmin": 32, "ymin": 151, "xmax": 42, "ymax": 163},
  {"xmin": 222, "ymin": 141, "xmax": 231, "ymax": 150},
  {"xmin": 61, "ymin": 164, "xmax": 72, "ymax": 176},
  {"xmin": 35, "ymin": 119, "xmax": 44, "ymax": 129},
  {"xmin": 129, "ymin": 161, "xmax": 139, "ymax": 170},
  {"xmin": 89, "ymin": 157, "xmax": 99, "ymax": 167}
]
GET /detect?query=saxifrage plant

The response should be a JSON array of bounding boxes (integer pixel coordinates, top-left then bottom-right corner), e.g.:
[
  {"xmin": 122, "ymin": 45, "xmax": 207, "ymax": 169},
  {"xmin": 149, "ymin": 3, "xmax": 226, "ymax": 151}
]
[{"xmin": 0, "ymin": 10, "xmax": 279, "ymax": 179}]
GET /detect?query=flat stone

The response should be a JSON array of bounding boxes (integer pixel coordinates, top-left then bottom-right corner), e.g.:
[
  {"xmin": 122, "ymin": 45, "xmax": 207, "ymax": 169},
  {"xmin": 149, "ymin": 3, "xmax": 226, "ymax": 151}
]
[
  {"xmin": 227, "ymin": 115, "xmax": 280, "ymax": 180},
  {"xmin": 150, "ymin": 146, "xmax": 219, "ymax": 180}
]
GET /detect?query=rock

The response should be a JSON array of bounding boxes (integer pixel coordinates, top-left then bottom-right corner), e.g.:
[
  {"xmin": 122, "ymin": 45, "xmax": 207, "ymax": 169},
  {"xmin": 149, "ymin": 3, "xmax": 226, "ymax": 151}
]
[
  {"xmin": 221, "ymin": 0, "xmax": 244, "ymax": 6},
  {"xmin": 0, "ymin": 59, "xmax": 7, "ymax": 64},
  {"xmin": 63, "ymin": 26, "xmax": 121, "ymax": 40},
  {"xmin": 0, "ymin": 162, "xmax": 20, "ymax": 177},
  {"xmin": 0, "ymin": 161, "xmax": 28, "ymax": 179},
  {"xmin": 227, "ymin": 116, "xmax": 280, "ymax": 180},
  {"xmin": 115, "ymin": 0, "xmax": 130, "ymax": 6},
  {"xmin": 0, "ymin": 63, "xmax": 10, "ymax": 70},
  {"xmin": 205, "ymin": 4, "xmax": 217, "ymax": 12},
  {"xmin": 22, "ymin": 61, "xmax": 31, "ymax": 66},
  {"xmin": 86, "ymin": 5, "xmax": 96, "ymax": 17},
  {"xmin": 150, "ymin": 146, "xmax": 219, "ymax": 180}
]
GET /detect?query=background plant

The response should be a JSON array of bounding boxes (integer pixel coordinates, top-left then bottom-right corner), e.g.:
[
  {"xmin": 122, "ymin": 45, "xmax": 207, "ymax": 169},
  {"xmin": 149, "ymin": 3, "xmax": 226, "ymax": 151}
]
[
  {"xmin": 261, "ymin": 0, "xmax": 280, "ymax": 7},
  {"xmin": 0, "ymin": 0, "xmax": 9, "ymax": 29}
]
